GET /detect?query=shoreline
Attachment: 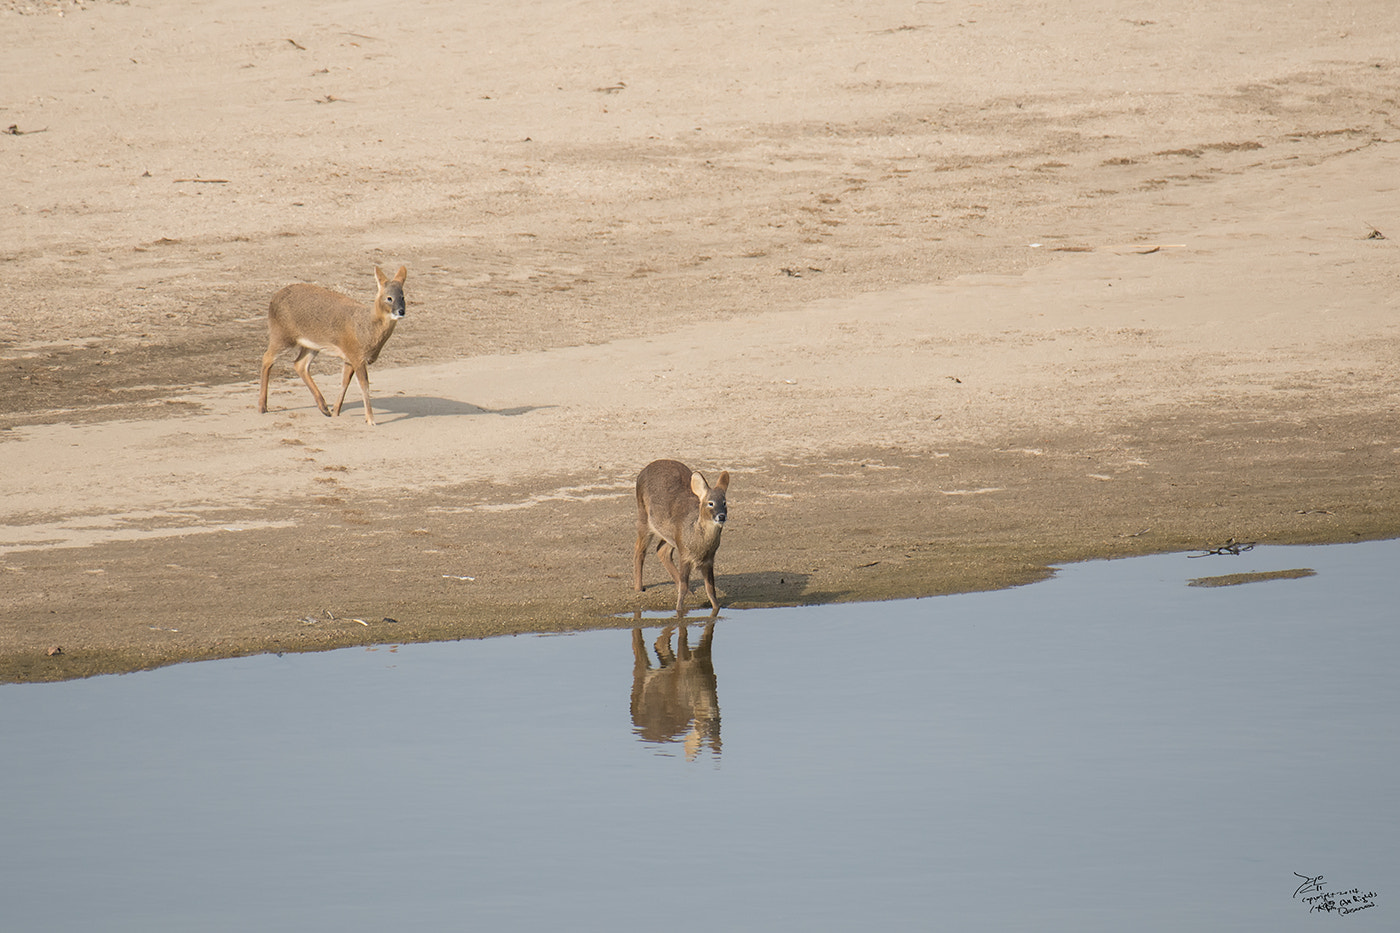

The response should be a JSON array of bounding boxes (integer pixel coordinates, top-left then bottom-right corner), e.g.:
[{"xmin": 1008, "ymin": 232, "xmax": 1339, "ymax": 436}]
[
  {"xmin": 8, "ymin": 413, "xmax": 1398, "ymax": 683},
  {"xmin": 4, "ymin": 2, "xmax": 1399, "ymax": 683}
]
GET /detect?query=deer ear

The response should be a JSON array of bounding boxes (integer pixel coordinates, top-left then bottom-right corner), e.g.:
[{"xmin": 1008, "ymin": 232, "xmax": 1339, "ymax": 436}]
[
  {"xmin": 394, "ymin": 265, "xmax": 407, "ymax": 283},
  {"xmin": 375, "ymin": 265, "xmax": 387, "ymax": 285},
  {"xmin": 715, "ymin": 471, "xmax": 730, "ymax": 490},
  {"xmin": 690, "ymin": 472, "xmax": 709, "ymax": 498}
]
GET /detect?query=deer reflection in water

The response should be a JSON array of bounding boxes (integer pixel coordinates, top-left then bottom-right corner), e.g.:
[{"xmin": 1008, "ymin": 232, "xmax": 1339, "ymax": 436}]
[{"xmin": 630, "ymin": 621, "xmax": 720, "ymax": 760}]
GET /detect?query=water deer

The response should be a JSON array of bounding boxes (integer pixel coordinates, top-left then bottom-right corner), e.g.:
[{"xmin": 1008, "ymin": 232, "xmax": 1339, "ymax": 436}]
[
  {"xmin": 634, "ymin": 459, "xmax": 731, "ymax": 614},
  {"xmin": 631, "ymin": 622, "xmax": 721, "ymax": 760},
  {"xmin": 257, "ymin": 265, "xmax": 407, "ymax": 425}
]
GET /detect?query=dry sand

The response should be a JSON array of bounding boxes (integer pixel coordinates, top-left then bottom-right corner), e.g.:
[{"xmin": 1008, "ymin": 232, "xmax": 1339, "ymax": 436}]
[{"xmin": 2, "ymin": 0, "xmax": 1398, "ymax": 682}]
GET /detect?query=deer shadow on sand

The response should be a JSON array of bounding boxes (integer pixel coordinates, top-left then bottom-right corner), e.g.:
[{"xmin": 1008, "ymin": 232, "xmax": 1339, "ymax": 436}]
[
  {"xmin": 349, "ymin": 396, "xmax": 553, "ymax": 422},
  {"xmin": 712, "ymin": 570, "xmax": 851, "ymax": 608}
]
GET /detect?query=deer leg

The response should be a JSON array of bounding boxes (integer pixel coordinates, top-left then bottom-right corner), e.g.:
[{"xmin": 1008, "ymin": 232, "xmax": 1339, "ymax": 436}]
[
  {"xmin": 700, "ymin": 562, "xmax": 720, "ymax": 611},
  {"xmin": 653, "ymin": 626, "xmax": 676, "ymax": 665},
  {"xmin": 291, "ymin": 347, "xmax": 330, "ymax": 416},
  {"xmin": 651, "ymin": 542, "xmax": 689, "ymax": 613},
  {"xmin": 656, "ymin": 543, "xmax": 683, "ymax": 588},
  {"xmin": 332, "ymin": 362, "xmax": 354, "ymax": 417},
  {"xmin": 355, "ymin": 363, "xmax": 376, "ymax": 424},
  {"xmin": 257, "ymin": 341, "xmax": 285, "ymax": 413},
  {"xmin": 634, "ymin": 528, "xmax": 654, "ymax": 592},
  {"xmin": 673, "ymin": 559, "xmax": 693, "ymax": 615}
]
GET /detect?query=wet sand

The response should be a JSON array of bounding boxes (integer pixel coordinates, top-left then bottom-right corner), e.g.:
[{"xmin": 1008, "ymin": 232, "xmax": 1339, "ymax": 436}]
[{"xmin": 3, "ymin": 0, "xmax": 1398, "ymax": 681}]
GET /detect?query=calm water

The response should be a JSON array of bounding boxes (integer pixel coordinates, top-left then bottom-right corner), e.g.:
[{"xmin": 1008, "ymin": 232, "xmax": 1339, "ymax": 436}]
[{"xmin": 3, "ymin": 540, "xmax": 1396, "ymax": 931}]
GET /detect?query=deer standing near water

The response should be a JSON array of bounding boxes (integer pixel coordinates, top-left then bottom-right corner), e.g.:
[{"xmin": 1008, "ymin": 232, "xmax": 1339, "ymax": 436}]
[
  {"xmin": 257, "ymin": 265, "xmax": 407, "ymax": 425},
  {"xmin": 634, "ymin": 459, "xmax": 730, "ymax": 614}
]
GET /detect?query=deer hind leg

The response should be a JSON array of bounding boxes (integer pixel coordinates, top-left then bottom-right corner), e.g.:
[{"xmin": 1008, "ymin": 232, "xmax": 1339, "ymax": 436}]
[
  {"xmin": 258, "ymin": 331, "xmax": 301, "ymax": 413},
  {"xmin": 655, "ymin": 541, "xmax": 685, "ymax": 588},
  {"xmin": 641, "ymin": 537, "xmax": 690, "ymax": 613},
  {"xmin": 634, "ymin": 528, "xmax": 656, "ymax": 592},
  {"xmin": 653, "ymin": 625, "xmax": 677, "ymax": 665},
  {"xmin": 290, "ymin": 346, "xmax": 330, "ymax": 416},
  {"xmin": 668, "ymin": 555, "xmax": 693, "ymax": 615},
  {"xmin": 258, "ymin": 343, "xmax": 282, "ymax": 413}
]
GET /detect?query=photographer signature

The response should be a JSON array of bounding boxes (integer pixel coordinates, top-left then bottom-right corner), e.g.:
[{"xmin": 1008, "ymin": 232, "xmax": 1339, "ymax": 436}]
[{"xmin": 1294, "ymin": 873, "xmax": 1379, "ymax": 916}]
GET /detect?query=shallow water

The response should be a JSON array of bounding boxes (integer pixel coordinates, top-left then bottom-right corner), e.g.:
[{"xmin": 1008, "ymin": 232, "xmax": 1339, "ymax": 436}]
[{"xmin": 3, "ymin": 540, "xmax": 1396, "ymax": 931}]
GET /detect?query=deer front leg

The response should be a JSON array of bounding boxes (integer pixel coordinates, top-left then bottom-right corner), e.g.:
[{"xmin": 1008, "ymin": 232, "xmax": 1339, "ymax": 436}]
[
  {"xmin": 333, "ymin": 362, "xmax": 355, "ymax": 417},
  {"xmin": 332, "ymin": 362, "xmax": 375, "ymax": 424},
  {"xmin": 672, "ymin": 560, "xmax": 693, "ymax": 615},
  {"xmin": 699, "ymin": 562, "xmax": 720, "ymax": 611},
  {"xmin": 353, "ymin": 362, "xmax": 375, "ymax": 424}
]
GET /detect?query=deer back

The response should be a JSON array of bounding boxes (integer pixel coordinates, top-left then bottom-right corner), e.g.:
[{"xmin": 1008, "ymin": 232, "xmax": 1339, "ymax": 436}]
[
  {"xmin": 267, "ymin": 285, "xmax": 367, "ymax": 351},
  {"xmin": 638, "ymin": 458, "xmax": 701, "ymax": 534},
  {"xmin": 637, "ymin": 459, "xmax": 729, "ymax": 562}
]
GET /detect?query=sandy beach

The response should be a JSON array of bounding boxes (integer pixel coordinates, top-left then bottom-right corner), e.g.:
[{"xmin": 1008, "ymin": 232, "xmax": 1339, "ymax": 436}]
[{"xmin": 2, "ymin": 0, "xmax": 1398, "ymax": 682}]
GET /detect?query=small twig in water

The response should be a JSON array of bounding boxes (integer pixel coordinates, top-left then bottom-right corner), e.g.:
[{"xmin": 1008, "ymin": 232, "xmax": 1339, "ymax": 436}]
[{"xmin": 1188, "ymin": 538, "xmax": 1256, "ymax": 558}]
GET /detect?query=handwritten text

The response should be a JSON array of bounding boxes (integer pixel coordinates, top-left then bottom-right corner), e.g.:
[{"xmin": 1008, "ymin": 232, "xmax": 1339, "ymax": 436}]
[{"xmin": 1294, "ymin": 873, "xmax": 1379, "ymax": 916}]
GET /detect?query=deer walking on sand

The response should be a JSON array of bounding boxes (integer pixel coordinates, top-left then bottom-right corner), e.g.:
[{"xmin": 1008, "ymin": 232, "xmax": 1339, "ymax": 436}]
[
  {"xmin": 257, "ymin": 265, "xmax": 407, "ymax": 425},
  {"xmin": 634, "ymin": 459, "xmax": 730, "ymax": 614}
]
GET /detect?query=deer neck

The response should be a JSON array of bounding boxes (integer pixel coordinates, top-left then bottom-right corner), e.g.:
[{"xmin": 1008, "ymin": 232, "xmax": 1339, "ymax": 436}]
[
  {"xmin": 689, "ymin": 515, "xmax": 723, "ymax": 557},
  {"xmin": 365, "ymin": 307, "xmax": 399, "ymax": 352}
]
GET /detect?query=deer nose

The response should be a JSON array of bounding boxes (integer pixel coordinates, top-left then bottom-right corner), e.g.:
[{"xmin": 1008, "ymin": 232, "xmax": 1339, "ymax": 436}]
[{"xmin": 714, "ymin": 509, "xmax": 727, "ymax": 524}]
